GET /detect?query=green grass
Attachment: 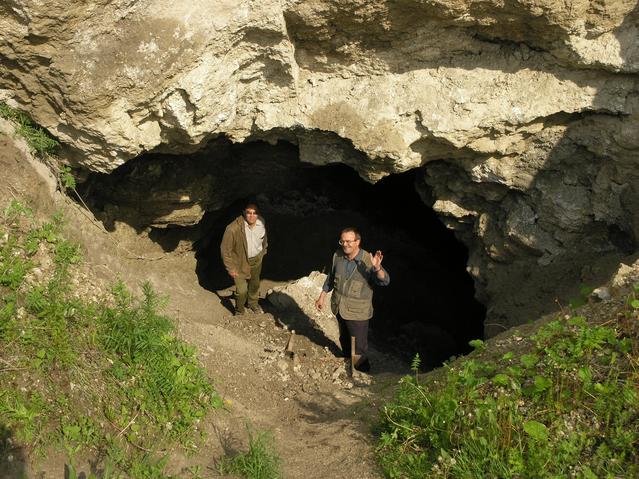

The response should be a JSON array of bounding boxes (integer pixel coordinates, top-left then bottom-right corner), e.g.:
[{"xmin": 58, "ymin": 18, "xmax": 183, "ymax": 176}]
[
  {"xmin": 377, "ymin": 293, "xmax": 639, "ymax": 478},
  {"xmin": 0, "ymin": 200, "xmax": 223, "ymax": 477},
  {"xmin": 0, "ymin": 101, "xmax": 59, "ymax": 155},
  {"xmin": 217, "ymin": 427, "xmax": 283, "ymax": 479},
  {"xmin": 0, "ymin": 102, "xmax": 78, "ymax": 192}
]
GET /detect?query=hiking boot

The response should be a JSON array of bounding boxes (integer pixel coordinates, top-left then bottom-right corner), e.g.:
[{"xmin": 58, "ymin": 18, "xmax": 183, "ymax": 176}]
[
  {"xmin": 354, "ymin": 358, "xmax": 371, "ymax": 373},
  {"xmin": 234, "ymin": 308, "xmax": 246, "ymax": 316},
  {"xmin": 248, "ymin": 304, "xmax": 264, "ymax": 314}
]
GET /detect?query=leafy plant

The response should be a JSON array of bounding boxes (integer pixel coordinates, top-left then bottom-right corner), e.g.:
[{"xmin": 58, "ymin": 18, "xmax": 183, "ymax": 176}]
[
  {"xmin": 411, "ymin": 353, "xmax": 421, "ymax": 379},
  {"xmin": 59, "ymin": 165, "xmax": 77, "ymax": 190},
  {"xmin": 3, "ymin": 199, "xmax": 33, "ymax": 219},
  {"xmin": 468, "ymin": 338, "xmax": 486, "ymax": 351}
]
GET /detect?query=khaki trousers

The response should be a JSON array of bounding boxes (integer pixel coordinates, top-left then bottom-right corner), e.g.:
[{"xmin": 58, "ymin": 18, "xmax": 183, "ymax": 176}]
[{"xmin": 233, "ymin": 256, "xmax": 262, "ymax": 312}]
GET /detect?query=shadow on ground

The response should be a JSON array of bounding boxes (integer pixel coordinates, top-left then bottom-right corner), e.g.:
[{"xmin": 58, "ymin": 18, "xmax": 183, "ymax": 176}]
[{"xmin": 0, "ymin": 424, "xmax": 26, "ymax": 479}]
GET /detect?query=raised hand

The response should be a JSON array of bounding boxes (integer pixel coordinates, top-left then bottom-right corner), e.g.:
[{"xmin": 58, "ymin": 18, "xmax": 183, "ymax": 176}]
[{"xmin": 370, "ymin": 250, "xmax": 383, "ymax": 271}]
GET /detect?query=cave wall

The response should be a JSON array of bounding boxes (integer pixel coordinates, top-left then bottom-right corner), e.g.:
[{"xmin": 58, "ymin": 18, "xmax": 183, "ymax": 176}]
[{"xmin": 2, "ymin": 0, "xmax": 638, "ymax": 334}]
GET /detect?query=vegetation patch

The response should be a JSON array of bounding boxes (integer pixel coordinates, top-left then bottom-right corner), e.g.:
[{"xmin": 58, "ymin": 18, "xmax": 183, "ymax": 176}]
[
  {"xmin": 377, "ymin": 292, "xmax": 639, "ymax": 478},
  {"xmin": 217, "ymin": 426, "xmax": 283, "ymax": 479},
  {"xmin": 0, "ymin": 102, "xmax": 60, "ymax": 156},
  {"xmin": 0, "ymin": 102, "xmax": 80, "ymax": 200},
  {"xmin": 0, "ymin": 200, "xmax": 223, "ymax": 477}
]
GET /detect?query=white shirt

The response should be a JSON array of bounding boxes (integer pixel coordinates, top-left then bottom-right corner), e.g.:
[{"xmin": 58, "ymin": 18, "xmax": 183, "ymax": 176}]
[{"xmin": 244, "ymin": 218, "xmax": 265, "ymax": 259}]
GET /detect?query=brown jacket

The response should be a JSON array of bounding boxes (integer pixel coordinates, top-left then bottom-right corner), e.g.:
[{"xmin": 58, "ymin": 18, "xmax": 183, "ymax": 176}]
[{"xmin": 220, "ymin": 215, "xmax": 268, "ymax": 279}]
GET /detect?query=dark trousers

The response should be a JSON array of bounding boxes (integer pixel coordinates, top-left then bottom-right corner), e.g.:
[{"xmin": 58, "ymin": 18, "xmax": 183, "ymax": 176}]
[{"xmin": 337, "ymin": 313, "xmax": 369, "ymax": 367}]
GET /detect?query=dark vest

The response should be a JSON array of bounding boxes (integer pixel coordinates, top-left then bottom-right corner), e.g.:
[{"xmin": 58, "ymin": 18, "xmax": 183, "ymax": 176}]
[{"xmin": 330, "ymin": 249, "xmax": 375, "ymax": 321}]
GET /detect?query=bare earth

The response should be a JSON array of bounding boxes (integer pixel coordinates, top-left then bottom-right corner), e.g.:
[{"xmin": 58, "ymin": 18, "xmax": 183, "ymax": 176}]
[{"xmin": 1, "ymin": 126, "xmax": 409, "ymax": 478}]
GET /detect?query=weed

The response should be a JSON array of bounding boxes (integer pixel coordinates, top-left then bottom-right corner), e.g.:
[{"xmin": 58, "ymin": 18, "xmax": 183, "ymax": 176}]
[
  {"xmin": 0, "ymin": 391, "xmax": 48, "ymax": 444},
  {"xmin": 410, "ymin": 353, "xmax": 421, "ymax": 378},
  {"xmin": 468, "ymin": 338, "xmax": 486, "ymax": 352},
  {"xmin": 59, "ymin": 165, "xmax": 77, "ymax": 190},
  {"xmin": 0, "ymin": 240, "xmax": 32, "ymax": 289},
  {"xmin": 217, "ymin": 427, "xmax": 283, "ymax": 479},
  {"xmin": 186, "ymin": 465, "xmax": 204, "ymax": 479},
  {"xmin": 3, "ymin": 199, "xmax": 33, "ymax": 220}
]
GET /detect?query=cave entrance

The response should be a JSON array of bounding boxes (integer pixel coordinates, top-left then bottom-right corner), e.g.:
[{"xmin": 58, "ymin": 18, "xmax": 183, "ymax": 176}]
[
  {"xmin": 196, "ymin": 163, "xmax": 485, "ymax": 366},
  {"xmin": 79, "ymin": 138, "xmax": 485, "ymax": 367}
]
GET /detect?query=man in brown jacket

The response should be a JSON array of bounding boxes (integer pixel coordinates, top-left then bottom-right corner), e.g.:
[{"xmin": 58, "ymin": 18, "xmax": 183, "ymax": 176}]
[{"xmin": 220, "ymin": 203, "xmax": 268, "ymax": 315}]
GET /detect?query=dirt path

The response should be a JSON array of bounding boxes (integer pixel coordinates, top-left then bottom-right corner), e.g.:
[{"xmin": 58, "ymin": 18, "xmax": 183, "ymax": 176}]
[
  {"xmin": 1, "ymin": 126, "xmax": 408, "ymax": 478},
  {"xmin": 175, "ymin": 287, "xmax": 404, "ymax": 478}
]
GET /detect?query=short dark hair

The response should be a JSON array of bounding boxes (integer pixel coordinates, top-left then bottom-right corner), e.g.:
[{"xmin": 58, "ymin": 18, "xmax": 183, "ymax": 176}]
[
  {"xmin": 243, "ymin": 203, "xmax": 259, "ymax": 216},
  {"xmin": 340, "ymin": 227, "xmax": 361, "ymax": 240}
]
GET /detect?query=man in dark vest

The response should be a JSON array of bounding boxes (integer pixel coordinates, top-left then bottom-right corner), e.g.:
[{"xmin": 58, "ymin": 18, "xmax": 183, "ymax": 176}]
[
  {"xmin": 315, "ymin": 227, "xmax": 390, "ymax": 372},
  {"xmin": 220, "ymin": 203, "xmax": 268, "ymax": 315}
]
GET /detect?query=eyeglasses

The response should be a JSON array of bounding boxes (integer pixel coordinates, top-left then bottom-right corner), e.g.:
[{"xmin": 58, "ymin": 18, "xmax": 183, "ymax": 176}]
[{"xmin": 338, "ymin": 239, "xmax": 359, "ymax": 245}]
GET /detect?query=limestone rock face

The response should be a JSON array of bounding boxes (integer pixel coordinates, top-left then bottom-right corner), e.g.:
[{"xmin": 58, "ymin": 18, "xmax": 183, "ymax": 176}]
[
  {"xmin": 1, "ymin": 0, "xmax": 638, "ymax": 333},
  {"xmin": 2, "ymin": 0, "xmax": 637, "ymax": 171}
]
